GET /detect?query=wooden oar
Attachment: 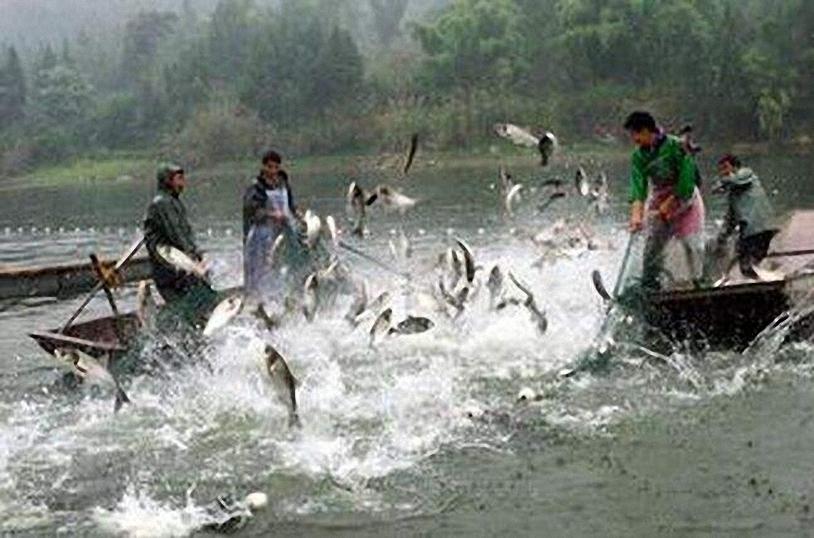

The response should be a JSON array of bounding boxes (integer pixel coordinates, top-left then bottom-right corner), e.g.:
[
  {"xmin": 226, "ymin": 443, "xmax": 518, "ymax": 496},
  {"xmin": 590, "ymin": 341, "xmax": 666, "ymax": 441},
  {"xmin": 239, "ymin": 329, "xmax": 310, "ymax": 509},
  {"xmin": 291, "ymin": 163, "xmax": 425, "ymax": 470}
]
[
  {"xmin": 765, "ymin": 249, "xmax": 814, "ymax": 259},
  {"xmin": 564, "ymin": 232, "xmax": 639, "ymax": 378},
  {"xmin": 60, "ymin": 237, "xmax": 146, "ymax": 334}
]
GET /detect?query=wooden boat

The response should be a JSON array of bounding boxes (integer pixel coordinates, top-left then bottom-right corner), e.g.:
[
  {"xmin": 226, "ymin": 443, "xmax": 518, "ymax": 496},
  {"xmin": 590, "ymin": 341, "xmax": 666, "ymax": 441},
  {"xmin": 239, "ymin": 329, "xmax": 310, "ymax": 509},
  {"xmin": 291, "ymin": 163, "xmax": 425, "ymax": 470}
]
[
  {"xmin": 0, "ymin": 256, "xmax": 151, "ymax": 301},
  {"xmin": 640, "ymin": 272, "xmax": 814, "ymax": 351},
  {"xmin": 636, "ymin": 209, "xmax": 814, "ymax": 351},
  {"xmin": 29, "ymin": 313, "xmax": 142, "ymax": 360}
]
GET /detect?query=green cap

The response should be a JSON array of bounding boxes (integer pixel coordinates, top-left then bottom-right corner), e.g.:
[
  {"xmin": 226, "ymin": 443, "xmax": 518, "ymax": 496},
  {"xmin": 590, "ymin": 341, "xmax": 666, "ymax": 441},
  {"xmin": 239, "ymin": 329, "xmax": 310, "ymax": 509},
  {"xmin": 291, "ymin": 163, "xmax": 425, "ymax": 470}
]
[{"xmin": 156, "ymin": 163, "xmax": 184, "ymax": 186}]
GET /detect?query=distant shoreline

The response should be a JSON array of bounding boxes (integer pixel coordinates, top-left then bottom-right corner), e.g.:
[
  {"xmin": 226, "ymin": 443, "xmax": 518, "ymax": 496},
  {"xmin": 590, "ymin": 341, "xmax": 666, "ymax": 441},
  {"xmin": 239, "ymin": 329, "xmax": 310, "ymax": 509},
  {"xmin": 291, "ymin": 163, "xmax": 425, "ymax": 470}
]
[{"xmin": 2, "ymin": 140, "xmax": 811, "ymax": 189}]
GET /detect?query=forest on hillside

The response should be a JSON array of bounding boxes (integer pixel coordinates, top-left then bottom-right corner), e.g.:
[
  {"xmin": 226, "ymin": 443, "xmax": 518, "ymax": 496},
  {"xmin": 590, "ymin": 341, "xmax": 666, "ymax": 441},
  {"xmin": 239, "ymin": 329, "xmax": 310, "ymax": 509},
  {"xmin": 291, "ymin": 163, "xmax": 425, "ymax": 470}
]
[{"xmin": 0, "ymin": 0, "xmax": 812, "ymax": 176}]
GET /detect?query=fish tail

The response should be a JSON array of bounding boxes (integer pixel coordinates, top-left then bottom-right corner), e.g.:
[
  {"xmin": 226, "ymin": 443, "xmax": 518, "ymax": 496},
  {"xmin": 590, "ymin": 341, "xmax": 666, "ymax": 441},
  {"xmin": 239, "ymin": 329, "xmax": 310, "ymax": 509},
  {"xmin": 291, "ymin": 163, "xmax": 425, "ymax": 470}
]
[
  {"xmin": 288, "ymin": 412, "xmax": 301, "ymax": 429},
  {"xmin": 114, "ymin": 386, "xmax": 131, "ymax": 413}
]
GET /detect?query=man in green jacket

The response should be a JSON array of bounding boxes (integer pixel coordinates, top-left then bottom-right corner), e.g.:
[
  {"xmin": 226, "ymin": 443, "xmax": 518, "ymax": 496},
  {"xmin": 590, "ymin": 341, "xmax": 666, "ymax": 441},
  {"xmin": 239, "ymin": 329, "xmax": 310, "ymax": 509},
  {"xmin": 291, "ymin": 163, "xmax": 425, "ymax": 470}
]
[
  {"xmin": 143, "ymin": 164, "xmax": 217, "ymax": 323},
  {"xmin": 625, "ymin": 111, "xmax": 706, "ymax": 290},
  {"xmin": 708, "ymin": 154, "xmax": 778, "ymax": 279}
]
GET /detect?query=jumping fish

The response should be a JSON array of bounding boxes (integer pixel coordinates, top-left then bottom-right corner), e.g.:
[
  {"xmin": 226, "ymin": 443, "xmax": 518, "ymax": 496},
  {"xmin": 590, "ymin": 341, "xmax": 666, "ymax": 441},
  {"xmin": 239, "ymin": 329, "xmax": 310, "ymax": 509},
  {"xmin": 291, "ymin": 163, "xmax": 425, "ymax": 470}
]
[
  {"xmin": 203, "ymin": 295, "xmax": 243, "ymax": 337},
  {"xmin": 369, "ymin": 307, "xmax": 393, "ymax": 347},
  {"xmin": 156, "ymin": 245, "xmax": 207, "ymax": 278},
  {"xmin": 373, "ymin": 185, "xmax": 417, "ymax": 213},
  {"xmin": 389, "ymin": 316, "xmax": 434, "ymax": 335},
  {"xmin": 53, "ymin": 348, "xmax": 130, "ymax": 412},
  {"xmin": 508, "ymin": 271, "xmax": 548, "ymax": 335},
  {"xmin": 136, "ymin": 280, "xmax": 157, "ymax": 328},
  {"xmin": 493, "ymin": 123, "xmax": 558, "ymax": 166},
  {"xmin": 324, "ymin": 215, "xmax": 338, "ymax": 245},
  {"xmin": 303, "ymin": 273, "xmax": 319, "ymax": 321},
  {"xmin": 504, "ymin": 184, "xmax": 523, "ymax": 216},
  {"xmin": 345, "ymin": 280, "xmax": 368, "ymax": 325},
  {"xmin": 487, "ymin": 265, "xmax": 504, "ymax": 309},
  {"xmin": 455, "ymin": 238, "xmax": 477, "ymax": 284},
  {"xmin": 303, "ymin": 210, "xmax": 322, "ymax": 248},
  {"xmin": 575, "ymin": 166, "xmax": 590, "ymax": 197},
  {"xmin": 263, "ymin": 344, "xmax": 300, "ymax": 428}
]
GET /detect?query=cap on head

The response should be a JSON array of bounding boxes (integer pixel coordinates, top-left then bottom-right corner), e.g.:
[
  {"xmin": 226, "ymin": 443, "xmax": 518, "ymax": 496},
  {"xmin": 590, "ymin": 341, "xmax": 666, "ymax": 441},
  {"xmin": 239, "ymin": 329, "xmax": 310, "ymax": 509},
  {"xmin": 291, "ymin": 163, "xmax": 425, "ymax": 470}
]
[
  {"xmin": 623, "ymin": 111, "xmax": 657, "ymax": 132},
  {"xmin": 156, "ymin": 163, "xmax": 184, "ymax": 186}
]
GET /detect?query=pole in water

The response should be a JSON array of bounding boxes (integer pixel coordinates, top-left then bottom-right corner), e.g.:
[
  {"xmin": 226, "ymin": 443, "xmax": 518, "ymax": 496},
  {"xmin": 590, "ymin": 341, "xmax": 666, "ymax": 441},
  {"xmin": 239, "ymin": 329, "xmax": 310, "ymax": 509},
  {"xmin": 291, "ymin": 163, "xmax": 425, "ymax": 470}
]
[{"xmin": 337, "ymin": 240, "xmax": 410, "ymax": 279}]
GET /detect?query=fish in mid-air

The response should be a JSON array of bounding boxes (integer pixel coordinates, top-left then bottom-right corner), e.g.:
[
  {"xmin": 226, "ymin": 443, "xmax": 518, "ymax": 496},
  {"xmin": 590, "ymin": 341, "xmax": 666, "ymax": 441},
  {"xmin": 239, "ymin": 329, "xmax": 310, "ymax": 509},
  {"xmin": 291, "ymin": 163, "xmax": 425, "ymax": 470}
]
[
  {"xmin": 53, "ymin": 348, "xmax": 131, "ymax": 412},
  {"xmin": 156, "ymin": 245, "xmax": 207, "ymax": 278},
  {"xmin": 263, "ymin": 344, "xmax": 300, "ymax": 428},
  {"xmin": 493, "ymin": 123, "xmax": 558, "ymax": 166},
  {"xmin": 203, "ymin": 295, "xmax": 243, "ymax": 337},
  {"xmin": 369, "ymin": 307, "xmax": 393, "ymax": 347}
]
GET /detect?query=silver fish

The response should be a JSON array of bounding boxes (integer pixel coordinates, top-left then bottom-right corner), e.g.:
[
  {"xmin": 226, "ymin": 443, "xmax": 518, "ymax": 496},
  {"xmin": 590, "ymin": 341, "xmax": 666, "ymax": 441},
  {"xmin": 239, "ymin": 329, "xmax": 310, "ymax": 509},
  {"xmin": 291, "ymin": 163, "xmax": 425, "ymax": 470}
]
[
  {"xmin": 324, "ymin": 215, "xmax": 338, "ymax": 245},
  {"xmin": 263, "ymin": 344, "xmax": 300, "ymax": 428},
  {"xmin": 303, "ymin": 273, "xmax": 319, "ymax": 321},
  {"xmin": 438, "ymin": 277, "xmax": 468, "ymax": 314},
  {"xmin": 507, "ymin": 271, "xmax": 548, "ymax": 335},
  {"xmin": 136, "ymin": 280, "xmax": 157, "ymax": 328},
  {"xmin": 374, "ymin": 185, "xmax": 417, "ymax": 213},
  {"xmin": 54, "ymin": 348, "xmax": 130, "ymax": 412},
  {"xmin": 538, "ymin": 131, "xmax": 558, "ymax": 167},
  {"xmin": 303, "ymin": 210, "xmax": 322, "ymax": 248},
  {"xmin": 366, "ymin": 291, "xmax": 391, "ymax": 314},
  {"xmin": 487, "ymin": 265, "xmax": 504, "ymax": 308},
  {"xmin": 493, "ymin": 123, "xmax": 557, "ymax": 166},
  {"xmin": 390, "ymin": 316, "xmax": 434, "ymax": 335},
  {"xmin": 455, "ymin": 238, "xmax": 476, "ymax": 284},
  {"xmin": 265, "ymin": 233, "xmax": 286, "ymax": 268},
  {"xmin": 504, "ymin": 184, "xmax": 523, "ymax": 216},
  {"xmin": 369, "ymin": 307, "xmax": 393, "ymax": 347},
  {"xmin": 575, "ymin": 166, "xmax": 590, "ymax": 197},
  {"xmin": 345, "ymin": 280, "xmax": 368, "ymax": 326},
  {"xmin": 203, "ymin": 295, "xmax": 243, "ymax": 337},
  {"xmin": 156, "ymin": 245, "xmax": 206, "ymax": 277}
]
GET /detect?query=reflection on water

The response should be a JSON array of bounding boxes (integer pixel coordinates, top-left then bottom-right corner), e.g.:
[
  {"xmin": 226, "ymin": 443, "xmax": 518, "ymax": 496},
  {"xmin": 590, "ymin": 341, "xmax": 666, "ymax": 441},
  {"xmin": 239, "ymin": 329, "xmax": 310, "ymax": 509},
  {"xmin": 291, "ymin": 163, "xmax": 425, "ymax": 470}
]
[{"xmin": 0, "ymin": 153, "xmax": 812, "ymax": 537}]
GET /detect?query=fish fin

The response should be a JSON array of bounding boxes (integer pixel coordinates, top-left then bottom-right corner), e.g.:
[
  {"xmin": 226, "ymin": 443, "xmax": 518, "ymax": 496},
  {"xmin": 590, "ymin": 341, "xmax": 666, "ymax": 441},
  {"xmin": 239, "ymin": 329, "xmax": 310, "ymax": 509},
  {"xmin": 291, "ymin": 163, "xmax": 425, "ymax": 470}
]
[
  {"xmin": 403, "ymin": 133, "xmax": 419, "ymax": 175},
  {"xmin": 114, "ymin": 386, "xmax": 131, "ymax": 413}
]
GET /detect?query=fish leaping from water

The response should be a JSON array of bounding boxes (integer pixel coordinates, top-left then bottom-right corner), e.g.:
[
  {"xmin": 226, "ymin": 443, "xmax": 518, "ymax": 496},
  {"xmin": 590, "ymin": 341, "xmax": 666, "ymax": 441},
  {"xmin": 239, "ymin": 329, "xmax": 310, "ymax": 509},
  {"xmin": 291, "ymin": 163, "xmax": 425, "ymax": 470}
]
[{"xmin": 493, "ymin": 123, "xmax": 558, "ymax": 166}]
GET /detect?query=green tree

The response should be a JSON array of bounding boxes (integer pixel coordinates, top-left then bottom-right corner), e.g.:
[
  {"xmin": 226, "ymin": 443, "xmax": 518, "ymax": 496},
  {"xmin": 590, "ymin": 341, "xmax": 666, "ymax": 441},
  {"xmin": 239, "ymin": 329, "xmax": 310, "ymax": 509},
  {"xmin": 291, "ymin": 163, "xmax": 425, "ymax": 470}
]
[
  {"xmin": 0, "ymin": 46, "xmax": 26, "ymax": 127},
  {"xmin": 120, "ymin": 10, "xmax": 179, "ymax": 89},
  {"xmin": 369, "ymin": 0, "xmax": 409, "ymax": 47}
]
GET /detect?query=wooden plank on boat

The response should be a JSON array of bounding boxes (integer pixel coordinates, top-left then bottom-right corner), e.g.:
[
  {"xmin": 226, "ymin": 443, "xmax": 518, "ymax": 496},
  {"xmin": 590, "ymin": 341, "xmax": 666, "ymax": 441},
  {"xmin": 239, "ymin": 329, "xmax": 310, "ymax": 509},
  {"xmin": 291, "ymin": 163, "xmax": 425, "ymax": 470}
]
[
  {"xmin": 0, "ymin": 256, "xmax": 151, "ymax": 301},
  {"xmin": 29, "ymin": 312, "xmax": 142, "ymax": 360}
]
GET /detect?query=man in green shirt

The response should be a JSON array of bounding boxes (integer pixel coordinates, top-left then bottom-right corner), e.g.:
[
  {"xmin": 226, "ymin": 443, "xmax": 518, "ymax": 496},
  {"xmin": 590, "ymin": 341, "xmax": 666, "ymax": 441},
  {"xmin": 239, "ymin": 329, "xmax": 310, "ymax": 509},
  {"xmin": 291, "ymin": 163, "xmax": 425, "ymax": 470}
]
[{"xmin": 625, "ymin": 111, "xmax": 706, "ymax": 291}]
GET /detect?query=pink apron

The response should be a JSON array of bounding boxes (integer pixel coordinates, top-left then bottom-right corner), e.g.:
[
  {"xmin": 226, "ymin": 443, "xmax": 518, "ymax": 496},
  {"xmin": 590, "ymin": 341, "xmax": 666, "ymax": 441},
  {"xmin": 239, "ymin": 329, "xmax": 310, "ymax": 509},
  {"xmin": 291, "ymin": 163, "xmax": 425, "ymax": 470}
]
[{"xmin": 648, "ymin": 184, "xmax": 704, "ymax": 238}]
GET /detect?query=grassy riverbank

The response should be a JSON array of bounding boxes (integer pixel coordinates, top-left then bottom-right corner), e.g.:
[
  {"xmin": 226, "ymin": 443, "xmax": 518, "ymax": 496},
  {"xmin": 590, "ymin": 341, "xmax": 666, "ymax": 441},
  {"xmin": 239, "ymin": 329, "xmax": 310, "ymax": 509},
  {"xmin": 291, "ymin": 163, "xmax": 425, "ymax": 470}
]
[{"xmin": 2, "ymin": 144, "xmax": 633, "ymax": 188}]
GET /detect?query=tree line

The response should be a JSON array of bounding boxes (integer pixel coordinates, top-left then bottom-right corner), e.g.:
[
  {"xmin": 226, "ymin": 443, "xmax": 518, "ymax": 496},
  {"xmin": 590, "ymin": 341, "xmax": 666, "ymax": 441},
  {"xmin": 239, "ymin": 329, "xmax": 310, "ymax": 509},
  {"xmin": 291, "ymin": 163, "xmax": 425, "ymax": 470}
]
[{"xmin": 0, "ymin": 0, "xmax": 812, "ymax": 177}]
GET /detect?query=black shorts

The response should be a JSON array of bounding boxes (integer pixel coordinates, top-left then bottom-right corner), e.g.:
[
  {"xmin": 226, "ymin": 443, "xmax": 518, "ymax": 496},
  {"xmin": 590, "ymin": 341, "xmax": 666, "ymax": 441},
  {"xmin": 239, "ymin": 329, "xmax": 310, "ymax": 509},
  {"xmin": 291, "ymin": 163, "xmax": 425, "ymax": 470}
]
[{"xmin": 737, "ymin": 230, "xmax": 777, "ymax": 276}]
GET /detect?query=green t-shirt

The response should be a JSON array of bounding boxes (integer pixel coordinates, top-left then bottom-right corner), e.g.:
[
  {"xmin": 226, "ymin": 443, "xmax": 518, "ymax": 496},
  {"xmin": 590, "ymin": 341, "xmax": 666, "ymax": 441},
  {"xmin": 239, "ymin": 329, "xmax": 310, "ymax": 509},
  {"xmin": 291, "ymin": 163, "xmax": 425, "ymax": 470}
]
[{"xmin": 629, "ymin": 134, "xmax": 697, "ymax": 203}]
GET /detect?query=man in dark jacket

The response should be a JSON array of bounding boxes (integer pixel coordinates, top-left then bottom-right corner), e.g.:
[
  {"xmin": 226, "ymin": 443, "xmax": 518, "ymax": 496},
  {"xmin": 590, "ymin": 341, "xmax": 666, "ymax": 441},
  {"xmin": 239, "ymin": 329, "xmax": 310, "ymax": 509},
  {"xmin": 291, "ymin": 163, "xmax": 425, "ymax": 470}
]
[
  {"xmin": 242, "ymin": 150, "xmax": 301, "ymax": 297},
  {"xmin": 144, "ymin": 164, "xmax": 217, "ymax": 321},
  {"xmin": 708, "ymin": 154, "xmax": 778, "ymax": 280}
]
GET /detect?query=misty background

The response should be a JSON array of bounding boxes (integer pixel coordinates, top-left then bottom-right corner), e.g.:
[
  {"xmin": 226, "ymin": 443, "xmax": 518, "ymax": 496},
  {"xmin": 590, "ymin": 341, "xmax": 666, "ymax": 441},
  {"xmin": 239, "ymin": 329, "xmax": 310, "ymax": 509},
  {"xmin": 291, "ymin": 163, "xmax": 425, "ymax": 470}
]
[{"xmin": 0, "ymin": 0, "xmax": 812, "ymax": 177}]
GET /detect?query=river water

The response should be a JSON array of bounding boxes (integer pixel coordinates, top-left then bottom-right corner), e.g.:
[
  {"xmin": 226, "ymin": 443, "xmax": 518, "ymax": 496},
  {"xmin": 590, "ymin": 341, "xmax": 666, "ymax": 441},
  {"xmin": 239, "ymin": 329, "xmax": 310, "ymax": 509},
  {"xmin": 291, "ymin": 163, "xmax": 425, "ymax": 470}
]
[{"xmin": 0, "ymin": 153, "xmax": 813, "ymax": 537}]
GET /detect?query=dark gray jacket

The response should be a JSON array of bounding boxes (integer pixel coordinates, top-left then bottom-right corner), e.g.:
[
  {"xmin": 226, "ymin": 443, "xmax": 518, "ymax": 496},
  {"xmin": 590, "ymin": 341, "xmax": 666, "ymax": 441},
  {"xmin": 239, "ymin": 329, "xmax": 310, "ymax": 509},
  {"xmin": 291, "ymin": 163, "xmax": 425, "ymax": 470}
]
[
  {"xmin": 717, "ymin": 167, "xmax": 777, "ymax": 240},
  {"xmin": 144, "ymin": 184, "xmax": 201, "ymax": 290}
]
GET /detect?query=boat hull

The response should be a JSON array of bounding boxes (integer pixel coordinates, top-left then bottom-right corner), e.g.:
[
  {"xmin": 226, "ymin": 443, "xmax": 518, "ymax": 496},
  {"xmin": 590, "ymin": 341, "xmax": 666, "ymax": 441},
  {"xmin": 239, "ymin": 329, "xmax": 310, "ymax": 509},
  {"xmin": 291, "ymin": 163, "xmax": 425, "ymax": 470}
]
[
  {"xmin": 0, "ymin": 257, "xmax": 152, "ymax": 301},
  {"xmin": 641, "ymin": 274, "xmax": 814, "ymax": 351}
]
